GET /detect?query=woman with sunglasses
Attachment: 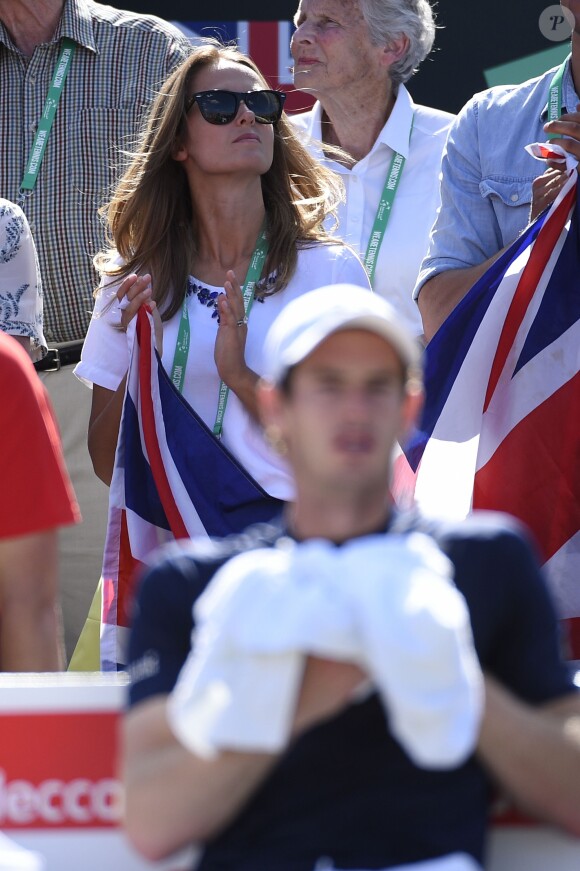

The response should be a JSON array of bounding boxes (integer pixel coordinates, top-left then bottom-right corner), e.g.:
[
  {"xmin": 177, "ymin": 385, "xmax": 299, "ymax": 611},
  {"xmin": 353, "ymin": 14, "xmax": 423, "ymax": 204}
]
[{"xmin": 75, "ymin": 42, "xmax": 369, "ymax": 538}]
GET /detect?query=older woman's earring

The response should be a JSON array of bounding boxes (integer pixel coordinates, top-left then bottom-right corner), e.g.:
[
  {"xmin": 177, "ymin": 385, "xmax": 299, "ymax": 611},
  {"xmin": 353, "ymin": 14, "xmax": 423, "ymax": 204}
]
[{"xmin": 265, "ymin": 425, "xmax": 288, "ymax": 456}]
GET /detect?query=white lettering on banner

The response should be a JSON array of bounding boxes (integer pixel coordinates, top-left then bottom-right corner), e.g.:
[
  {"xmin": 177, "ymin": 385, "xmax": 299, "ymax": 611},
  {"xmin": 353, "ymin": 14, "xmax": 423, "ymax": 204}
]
[
  {"xmin": 64, "ymin": 779, "xmax": 92, "ymax": 823},
  {"xmin": 5, "ymin": 780, "xmax": 36, "ymax": 825},
  {"xmin": 0, "ymin": 771, "xmax": 123, "ymax": 826},
  {"xmin": 38, "ymin": 780, "xmax": 63, "ymax": 823},
  {"xmin": 93, "ymin": 780, "xmax": 122, "ymax": 821}
]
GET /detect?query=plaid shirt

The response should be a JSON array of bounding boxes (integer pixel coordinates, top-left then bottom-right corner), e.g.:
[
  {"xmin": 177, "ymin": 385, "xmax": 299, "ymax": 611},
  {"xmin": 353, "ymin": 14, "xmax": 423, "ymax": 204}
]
[{"xmin": 0, "ymin": 0, "xmax": 191, "ymax": 344}]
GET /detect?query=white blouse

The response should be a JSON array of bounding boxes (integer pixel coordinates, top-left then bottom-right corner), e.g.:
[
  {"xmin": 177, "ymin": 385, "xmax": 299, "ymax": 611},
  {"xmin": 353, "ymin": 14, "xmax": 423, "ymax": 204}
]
[{"xmin": 76, "ymin": 243, "xmax": 370, "ymax": 499}]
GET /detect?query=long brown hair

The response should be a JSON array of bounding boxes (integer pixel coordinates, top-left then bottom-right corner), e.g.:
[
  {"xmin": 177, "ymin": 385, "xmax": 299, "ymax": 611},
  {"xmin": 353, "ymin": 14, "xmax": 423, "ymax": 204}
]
[{"xmin": 96, "ymin": 40, "xmax": 345, "ymax": 320}]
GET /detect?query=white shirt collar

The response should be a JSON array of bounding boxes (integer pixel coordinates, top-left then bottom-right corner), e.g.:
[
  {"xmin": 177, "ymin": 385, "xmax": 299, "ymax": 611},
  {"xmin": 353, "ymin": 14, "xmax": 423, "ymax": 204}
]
[{"xmin": 376, "ymin": 84, "xmax": 414, "ymax": 159}]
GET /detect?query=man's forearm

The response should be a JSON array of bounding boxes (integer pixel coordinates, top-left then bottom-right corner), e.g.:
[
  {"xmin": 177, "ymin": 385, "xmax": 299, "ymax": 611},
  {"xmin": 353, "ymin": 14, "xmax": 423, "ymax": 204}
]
[
  {"xmin": 123, "ymin": 657, "xmax": 366, "ymax": 860},
  {"xmin": 88, "ymin": 378, "xmax": 127, "ymax": 486},
  {"xmin": 0, "ymin": 531, "xmax": 64, "ymax": 671},
  {"xmin": 123, "ymin": 698, "xmax": 278, "ymax": 861},
  {"xmin": 418, "ymin": 259, "xmax": 497, "ymax": 342},
  {"xmin": 477, "ymin": 675, "xmax": 580, "ymax": 836}
]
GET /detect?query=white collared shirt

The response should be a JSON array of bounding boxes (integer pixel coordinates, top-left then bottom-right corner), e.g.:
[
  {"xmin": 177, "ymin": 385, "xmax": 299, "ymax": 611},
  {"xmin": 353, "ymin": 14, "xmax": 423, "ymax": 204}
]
[{"xmin": 291, "ymin": 86, "xmax": 453, "ymax": 336}]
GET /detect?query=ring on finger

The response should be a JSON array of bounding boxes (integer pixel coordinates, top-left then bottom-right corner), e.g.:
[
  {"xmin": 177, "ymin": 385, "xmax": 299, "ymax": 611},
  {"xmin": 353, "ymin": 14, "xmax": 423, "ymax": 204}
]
[{"xmin": 236, "ymin": 316, "xmax": 249, "ymax": 327}]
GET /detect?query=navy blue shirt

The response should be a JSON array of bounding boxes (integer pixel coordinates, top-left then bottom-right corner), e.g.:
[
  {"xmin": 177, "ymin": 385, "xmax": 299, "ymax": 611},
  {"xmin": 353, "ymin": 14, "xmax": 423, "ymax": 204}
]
[{"xmin": 127, "ymin": 510, "xmax": 575, "ymax": 870}]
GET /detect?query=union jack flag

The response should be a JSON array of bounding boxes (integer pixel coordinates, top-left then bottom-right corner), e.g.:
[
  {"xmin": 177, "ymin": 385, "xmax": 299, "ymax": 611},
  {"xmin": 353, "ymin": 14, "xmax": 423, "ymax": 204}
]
[
  {"xmin": 396, "ymin": 167, "xmax": 580, "ymax": 659},
  {"xmin": 100, "ymin": 308, "xmax": 282, "ymax": 670}
]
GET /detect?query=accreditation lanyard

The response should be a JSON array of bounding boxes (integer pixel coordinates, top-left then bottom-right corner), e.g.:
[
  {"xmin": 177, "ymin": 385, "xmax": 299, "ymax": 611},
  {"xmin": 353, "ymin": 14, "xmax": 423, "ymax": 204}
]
[
  {"xmin": 546, "ymin": 54, "xmax": 569, "ymax": 136},
  {"xmin": 19, "ymin": 38, "xmax": 76, "ymax": 199},
  {"xmin": 363, "ymin": 113, "xmax": 415, "ymax": 285},
  {"xmin": 171, "ymin": 228, "xmax": 269, "ymax": 439}
]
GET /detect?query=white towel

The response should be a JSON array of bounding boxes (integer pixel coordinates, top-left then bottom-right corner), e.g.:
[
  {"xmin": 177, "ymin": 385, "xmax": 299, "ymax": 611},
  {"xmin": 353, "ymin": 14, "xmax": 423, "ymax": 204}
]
[{"xmin": 168, "ymin": 533, "xmax": 483, "ymax": 768}]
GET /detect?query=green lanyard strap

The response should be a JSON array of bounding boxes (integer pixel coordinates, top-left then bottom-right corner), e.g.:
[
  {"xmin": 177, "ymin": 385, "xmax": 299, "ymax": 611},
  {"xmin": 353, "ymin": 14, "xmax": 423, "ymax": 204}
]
[
  {"xmin": 19, "ymin": 38, "xmax": 76, "ymax": 199},
  {"xmin": 363, "ymin": 113, "xmax": 415, "ymax": 285},
  {"xmin": 171, "ymin": 300, "xmax": 191, "ymax": 393},
  {"xmin": 171, "ymin": 228, "xmax": 269, "ymax": 439},
  {"xmin": 546, "ymin": 54, "xmax": 569, "ymax": 137}
]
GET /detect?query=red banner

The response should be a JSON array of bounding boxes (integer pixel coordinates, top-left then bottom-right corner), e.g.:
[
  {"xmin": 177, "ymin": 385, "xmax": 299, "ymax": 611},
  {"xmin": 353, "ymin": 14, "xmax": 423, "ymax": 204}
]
[{"xmin": 0, "ymin": 712, "xmax": 121, "ymax": 830}]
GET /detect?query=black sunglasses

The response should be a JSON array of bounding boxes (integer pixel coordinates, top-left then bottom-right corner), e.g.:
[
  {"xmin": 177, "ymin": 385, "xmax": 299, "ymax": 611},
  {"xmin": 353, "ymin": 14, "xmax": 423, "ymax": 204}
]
[{"xmin": 185, "ymin": 89, "xmax": 286, "ymax": 125}]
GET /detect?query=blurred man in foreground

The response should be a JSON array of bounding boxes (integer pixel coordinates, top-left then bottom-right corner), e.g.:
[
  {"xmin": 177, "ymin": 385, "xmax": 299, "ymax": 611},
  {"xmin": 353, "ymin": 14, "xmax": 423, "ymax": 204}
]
[{"xmin": 122, "ymin": 286, "xmax": 580, "ymax": 870}]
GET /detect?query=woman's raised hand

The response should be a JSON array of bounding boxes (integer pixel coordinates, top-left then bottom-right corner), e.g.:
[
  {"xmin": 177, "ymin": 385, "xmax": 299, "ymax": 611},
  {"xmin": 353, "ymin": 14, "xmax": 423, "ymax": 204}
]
[
  {"xmin": 214, "ymin": 270, "xmax": 250, "ymax": 384},
  {"xmin": 214, "ymin": 270, "xmax": 259, "ymax": 415},
  {"xmin": 117, "ymin": 272, "xmax": 163, "ymax": 353}
]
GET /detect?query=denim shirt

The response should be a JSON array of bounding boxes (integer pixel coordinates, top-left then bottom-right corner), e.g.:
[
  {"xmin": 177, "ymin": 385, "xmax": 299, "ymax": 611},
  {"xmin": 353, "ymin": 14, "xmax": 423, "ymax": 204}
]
[{"xmin": 415, "ymin": 60, "xmax": 579, "ymax": 294}]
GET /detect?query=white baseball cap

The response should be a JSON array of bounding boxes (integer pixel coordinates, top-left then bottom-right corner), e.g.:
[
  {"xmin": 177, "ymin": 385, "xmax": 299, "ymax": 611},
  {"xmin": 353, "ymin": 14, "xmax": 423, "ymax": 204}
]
[{"xmin": 263, "ymin": 284, "xmax": 422, "ymax": 384}]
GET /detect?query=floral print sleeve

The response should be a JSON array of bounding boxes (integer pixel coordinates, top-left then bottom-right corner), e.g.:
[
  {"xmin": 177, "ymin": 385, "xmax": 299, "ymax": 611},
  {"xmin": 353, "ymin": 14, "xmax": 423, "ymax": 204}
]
[{"xmin": 0, "ymin": 199, "xmax": 46, "ymax": 360}]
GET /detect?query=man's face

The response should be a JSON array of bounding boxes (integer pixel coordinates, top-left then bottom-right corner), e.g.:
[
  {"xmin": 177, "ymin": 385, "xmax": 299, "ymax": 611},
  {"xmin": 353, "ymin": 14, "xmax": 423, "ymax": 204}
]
[
  {"xmin": 265, "ymin": 329, "xmax": 418, "ymax": 498},
  {"xmin": 291, "ymin": 0, "xmax": 385, "ymax": 98}
]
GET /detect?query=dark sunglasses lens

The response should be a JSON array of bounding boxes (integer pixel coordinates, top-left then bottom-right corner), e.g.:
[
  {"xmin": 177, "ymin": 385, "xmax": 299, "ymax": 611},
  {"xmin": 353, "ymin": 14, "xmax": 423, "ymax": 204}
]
[
  {"xmin": 193, "ymin": 91, "xmax": 285, "ymax": 125},
  {"xmin": 246, "ymin": 91, "xmax": 284, "ymax": 124},
  {"xmin": 197, "ymin": 92, "xmax": 238, "ymax": 124}
]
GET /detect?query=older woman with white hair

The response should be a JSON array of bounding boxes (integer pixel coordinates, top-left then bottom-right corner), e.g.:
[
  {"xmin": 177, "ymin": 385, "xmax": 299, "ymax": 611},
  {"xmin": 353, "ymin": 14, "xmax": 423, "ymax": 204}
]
[{"xmin": 291, "ymin": 0, "xmax": 452, "ymax": 337}]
